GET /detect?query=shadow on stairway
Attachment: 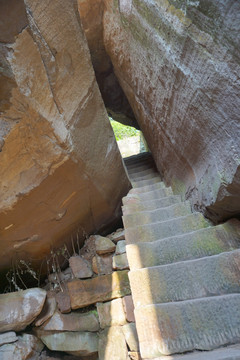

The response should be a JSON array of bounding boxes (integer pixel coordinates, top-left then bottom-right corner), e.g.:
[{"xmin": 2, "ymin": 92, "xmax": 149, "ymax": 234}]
[{"xmin": 122, "ymin": 152, "xmax": 240, "ymax": 360}]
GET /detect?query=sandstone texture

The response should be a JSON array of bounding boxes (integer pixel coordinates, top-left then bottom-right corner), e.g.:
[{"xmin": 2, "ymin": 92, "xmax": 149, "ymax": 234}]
[
  {"xmin": 67, "ymin": 270, "xmax": 131, "ymax": 309},
  {"xmin": 0, "ymin": 0, "xmax": 130, "ymax": 274},
  {"xmin": 103, "ymin": 0, "xmax": 240, "ymax": 223},
  {"xmin": 0, "ymin": 288, "xmax": 46, "ymax": 332},
  {"xmin": 77, "ymin": 0, "xmax": 138, "ymax": 128},
  {"xmin": 98, "ymin": 326, "xmax": 128, "ymax": 360},
  {"xmin": 40, "ymin": 331, "xmax": 98, "ymax": 357},
  {"xmin": 0, "ymin": 333, "xmax": 44, "ymax": 360},
  {"xmin": 69, "ymin": 256, "xmax": 93, "ymax": 279},
  {"xmin": 39, "ymin": 310, "xmax": 99, "ymax": 332}
]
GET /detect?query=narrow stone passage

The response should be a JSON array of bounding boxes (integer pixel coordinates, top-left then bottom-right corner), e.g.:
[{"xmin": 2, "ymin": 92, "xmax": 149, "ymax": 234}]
[{"xmin": 123, "ymin": 152, "xmax": 240, "ymax": 360}]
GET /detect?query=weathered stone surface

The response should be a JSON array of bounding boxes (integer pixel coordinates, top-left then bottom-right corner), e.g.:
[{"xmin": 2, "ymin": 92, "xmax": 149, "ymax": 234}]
[
  {"xmin": 40, "ymin": 310, "xmax": 99, "ymax": 332},
  {"xmin": 56, "ymin": 290, "xmax": 71, "ymax": 314},
  {"xmin": 99, "ymin": 326, "xmax": 128, "ymax": 360},
  {"xmin": 77, "ymin": 0, "xmax": 137, "ymax": 129},
  {"xmin": 112, "ymin": 253, "xmax": 129, "ymax": 270},
  {"xmin": 122, "ymin": 295, "xmax": 135, "ymax": 323},
  {"xmin": 116, "ymin": 240, "xmax": 126, "ymax": 255},
  {"xmin": 135, "ymin": 294, "xmax": 240, "ymax": 357},
  {"xmin": 95, "ymin": 236, "xmax": 116, "ymax": 255},
  {"xmin": 126, "ymin": 222, "xmax": 240, "ymax": 269},
  {"xmin": 69, "ymin": 256, "xmax": 93, "ymax": 279},
  {"xmin": 0, "ymin": 333, "xmax": 44, "ymax": 360},
  {"xmin": 125, "ymin": 213, "xmax": 209, "ymax": 244},
  {"xmin": 34, "ymin": 291, "xmax": 56, "ymax": 327},
  {"xmin": 150, "ymin": 344, "xmax": 240, "ymax": 360},
  {"xmin": 92, "ymin": 254, "xmax": 113, "ymax": 275},
  {"xmin": 122, "ymin": 323, "xmax": 139, "ymax": 352},
  {"xmin": 122, "ymin": 195, "xmax": 182, "ymax": 215},
  {"xmin": 67, "ymin": 270, "xmax": 131, "ymax": 309},
  {"xmin": 129, "ymin": 250, "xmax": 240, "ymax": 306},
  {"xmin": 0, "ymin": 288, "xmax": 46, "ymax": 332},
  {"xmin": 0, "ymin": 0, "xmax": 130, "ymax": 274},
  {"xmin": 97, "ymin": 298, "xmax": 127, "ymax": 328},
  {"xmin": 128, "ymin": 352, "xmax": 141, "ymax": 360},
  {"xmin": 123, "ymin": 202, "xmax": 191, "ymax": 228},
  {"xmin": 40, "ymin": 332, "xmax": 98, "ymax": 357},
  {"xmin": 103, "ymin": 0, "xmax": 240, "ymax": 223},
  {"xmin": 107, "ymin": 229, "xmax": 125, "ymax": 243},
  {"xmin": 0, "ymin": 332, "xmax": 18, "ymax": 346}
]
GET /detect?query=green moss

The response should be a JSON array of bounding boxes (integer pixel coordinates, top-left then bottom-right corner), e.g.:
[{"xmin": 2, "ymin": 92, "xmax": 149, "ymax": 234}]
[{"xmin": 110, "ymin": 119, "xmax": 139, "ymax": 141}]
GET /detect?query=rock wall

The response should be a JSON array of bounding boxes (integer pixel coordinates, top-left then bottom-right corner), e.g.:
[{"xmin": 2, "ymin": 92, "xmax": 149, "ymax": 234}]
[
  {"xmin": 0, "ymin": 0, "xmax": 130, "ymax": 273},
  {"xmin": 102, "ymin": 0, "xmax": 240, "ymax": 223},
  {"xmin": 77, "ymin": 0, "xmax": 138, "ymax": 128}
]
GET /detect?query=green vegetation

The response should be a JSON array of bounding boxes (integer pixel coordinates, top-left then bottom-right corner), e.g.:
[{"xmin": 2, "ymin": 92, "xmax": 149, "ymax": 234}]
[{"xmin": 110, "ymin": 119, "xmax": 139, "ymax": 141}]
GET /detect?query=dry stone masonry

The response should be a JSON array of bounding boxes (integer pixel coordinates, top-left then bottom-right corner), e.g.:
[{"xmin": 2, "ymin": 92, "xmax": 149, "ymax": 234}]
[{"xmin": 0, "ymin": 228, "xmax": 139, "ymax": 360}]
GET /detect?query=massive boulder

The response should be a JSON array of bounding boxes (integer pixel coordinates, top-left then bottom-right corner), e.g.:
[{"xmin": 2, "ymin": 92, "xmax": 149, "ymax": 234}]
[
  {"xmin": 102, "ymin": 0, "xmax": 240, "ymax": 223},
  {"xmin": 0, "ymin": 0, "xmax": 130, "ymax": 274},
  {"xmin": 77, "ymin": 0, "xmax": 138, "ymax": 128}
]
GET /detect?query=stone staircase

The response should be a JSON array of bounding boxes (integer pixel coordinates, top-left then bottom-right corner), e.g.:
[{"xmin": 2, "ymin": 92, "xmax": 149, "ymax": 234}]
[{"xmin": 123, "ymin": 152, "xmax": 240, "ymax": 360}]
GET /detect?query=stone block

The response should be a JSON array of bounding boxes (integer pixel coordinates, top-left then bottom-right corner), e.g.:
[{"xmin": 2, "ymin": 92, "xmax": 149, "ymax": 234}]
[
  {"xmin": 122, "ymin": 295, "xmax": 135, "ymax": 322},
  {"xmin": 112, "ymin": 253, "xmax": 129, "ymax": 270},
  {"xmin": 40, "ymin": 310, "xmax": 99, "ymax": 332},
  {"xmin": 40, "ymin": 332, "xmax": 98, "ymax": 357},
  {"xmin": 123, "ymin": 323, "xmax": 139, "ymax": 351},
  {"xmin": 92, "ymin": 254, "xmax": 113, "ymax": 275},
  {"xmin": 34, "ymin": 291, "xmax": 56, "ymax": 327},
  {"xmin": 0, "ymin": 288, "xmax": 46, "ymax": 332},
  {"xmin": 0, "ymin": 332, "xmax": 18, "ymax": 346},
  {"xmin": 97, "ymin": 298, "xmax": 127, "ymax": 328},
  {"xmin": 116, "ymin": 240, "xmax": 126, "ymax": 255},
  {"xmin": 67, "ymin": 270, "xmax": 131, "ymax": 309},
  {"xmin": 69, "ymin": 255, "xmax": 93, "ymax": 279},
  {"xmin": 98, "ymin": 326, "xmax": 128, "ymax": 360},
  {"xmin": 95, "ymin": 236, "xmax": 116, "ymax": 255}
]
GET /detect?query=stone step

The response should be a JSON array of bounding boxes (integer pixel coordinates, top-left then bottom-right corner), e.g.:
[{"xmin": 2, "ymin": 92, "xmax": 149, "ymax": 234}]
[
  {"xmin": 128, "ymin": 168, "xmax": 158, "ymax": 180},
  {"xmin": 122, "ymin": 187, "xmax": 173, "ymax": 206},
  {"xmin": 125, "ymin": 213, "xmax": 210, "ymax": 244},
  {"xmin": 122, "ymin": 195, "xmax": 182, "ymax": 215},
  {"xmin": 126, "ymin": 222, "xmax": 240, "ymax": 269},
  {"xmin": 124, "ymin": 152, "xmax": 152, "ymax": 164},
  {"xmin": 129, "ymin": 171, "xmax": 159, "ymax": 182},
  {"xmin": 129, "ymin": 182, "xmax": 167, "ymax": 194},
  {"xmin": 143, "ymin": 344, "xmax": 240, "ymax": 360},
  {"xmin": 123, "ymin": 202, "xmax": 191, "ymax": 228},
  {"xmin": 129, "ymin": 249, "xmax": 240, "ymax": 306},
  {"xmin": 132, "ymin": 176, "xmax": 162, "ymax": 188},
  {"xmin": 127, "ymin": 162, "xmax": 156, "ymax": 176},
  {"xmin": 125, "ymin": 157, "xmax": 155, "ymax": 170},
  {"xmin": 135, "ymin": 294, "xmax": 240, "ymax": 358}
]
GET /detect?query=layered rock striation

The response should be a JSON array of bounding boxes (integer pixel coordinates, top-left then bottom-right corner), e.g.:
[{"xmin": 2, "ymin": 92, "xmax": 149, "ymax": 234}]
[
  {"xmin": 102, "ymin": 0, "xmax": 240, "ymax": 222},
  {"xmin": 0, "ymin": 0, "xmax": 130, "ymax": 273}
]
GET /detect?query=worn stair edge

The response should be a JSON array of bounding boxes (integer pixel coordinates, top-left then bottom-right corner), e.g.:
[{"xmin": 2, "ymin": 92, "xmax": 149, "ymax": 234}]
[
  {"xmin": 129, "ymin": 249, "xmax": 240, "ymax": 306},
  {"xmin": 142, "ymin": 344, "xmax": 240, "ymax": 360},
  {"xmin": 129, "ymin": 182, "xmax": 167, "ymax": 194},
  {"xmin": 126, "ymin": 223, "xmax": 240, "ymax": 269},
  {"xmin": 125, "ymin": 159, "xmax": 155, "ymax": 171},
  {"xmin": 122, "ymin": 195, "xmax": 182, "ymax": 215},
  {"xmin": 129, "ymin": 172, "xmax": 160, "ymax": 182},
  {"xmin": 124, "ymin": 152, "xmax": 152, "ymax": 163},
  {"xmin": 122, "ymin": 187, "xmax": 173, "ymax": 206},
  {"xmin": 132, "ymin": 177, "xmax": 162, "ymax": 187},
  {"xmin": 128, "ymin": 168, "xmax": 158, "ymax": 179},
  {"xmin": 123, "ymin": 202, "xmax": 192, "ymax": 228},
  {"xmin": 125, "ymin": 213, "xmax": 210, "ymax": 244},
  {"xmin": 135, "ymin": 294, "xmax": 240, "ymax": 358}
]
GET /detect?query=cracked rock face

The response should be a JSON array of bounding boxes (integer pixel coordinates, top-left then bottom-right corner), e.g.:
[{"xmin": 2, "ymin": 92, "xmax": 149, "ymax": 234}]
[
  {"xmin": 0, "ymin": 0, "xmax": 130, "ymax": 273},
  {"xmin": 103, "ymin": 0, "xmax": 240, "ymax": 222}
]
